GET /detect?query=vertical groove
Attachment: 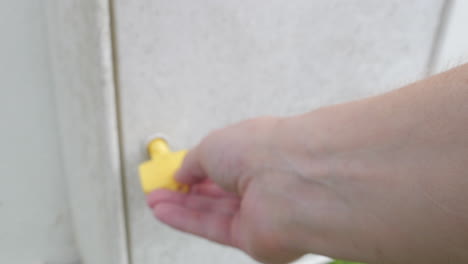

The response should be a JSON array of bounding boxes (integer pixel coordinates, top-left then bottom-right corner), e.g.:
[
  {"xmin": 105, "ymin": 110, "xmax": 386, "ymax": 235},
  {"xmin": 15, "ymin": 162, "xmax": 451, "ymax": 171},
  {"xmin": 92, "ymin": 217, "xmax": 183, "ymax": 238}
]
[
  {"xmin": 426, "ymin": 0, "xmax": 453, "ymax": 75},
  {"xmin": 107, "ymin": 0, "xmax": 133, "ymax": 263}
]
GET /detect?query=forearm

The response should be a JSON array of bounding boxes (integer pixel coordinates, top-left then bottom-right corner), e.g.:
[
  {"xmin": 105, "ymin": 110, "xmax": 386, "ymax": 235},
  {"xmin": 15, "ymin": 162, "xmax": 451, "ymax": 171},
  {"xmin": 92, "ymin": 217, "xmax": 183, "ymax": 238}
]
[
  {"xmin": 296, "ymin": 64, "xmax": 468, "ymax": 158},
  {"xmin": 279, "ymin": 64, "xmax": 468, "ymax": 263}
]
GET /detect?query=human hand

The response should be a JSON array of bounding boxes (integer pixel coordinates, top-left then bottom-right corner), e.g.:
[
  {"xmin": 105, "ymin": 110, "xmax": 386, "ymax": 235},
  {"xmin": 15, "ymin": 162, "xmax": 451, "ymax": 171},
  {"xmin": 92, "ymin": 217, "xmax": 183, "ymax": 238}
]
[{"xmin": 147, "ymin": 117, "xmax": 310, "ymax": 263}]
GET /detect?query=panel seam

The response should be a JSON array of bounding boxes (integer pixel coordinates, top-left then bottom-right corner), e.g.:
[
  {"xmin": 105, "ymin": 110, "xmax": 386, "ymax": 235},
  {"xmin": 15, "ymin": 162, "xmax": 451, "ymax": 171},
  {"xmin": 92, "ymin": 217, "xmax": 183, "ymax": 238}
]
[
  {"xmin": 107, "ymin": 0, "xmax": 133, "ymax": 263},
  {"xmin": 425, "ymin": 0, "xmax": 454, "ymax": 75}
]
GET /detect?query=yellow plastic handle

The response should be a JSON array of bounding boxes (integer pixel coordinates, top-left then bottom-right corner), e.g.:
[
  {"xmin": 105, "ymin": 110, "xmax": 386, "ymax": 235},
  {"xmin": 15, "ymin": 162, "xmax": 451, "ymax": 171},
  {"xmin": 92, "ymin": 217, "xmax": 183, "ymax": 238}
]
[{"xmin": 138, "ymin": 138, "xmax": 189, "ymax": 194}]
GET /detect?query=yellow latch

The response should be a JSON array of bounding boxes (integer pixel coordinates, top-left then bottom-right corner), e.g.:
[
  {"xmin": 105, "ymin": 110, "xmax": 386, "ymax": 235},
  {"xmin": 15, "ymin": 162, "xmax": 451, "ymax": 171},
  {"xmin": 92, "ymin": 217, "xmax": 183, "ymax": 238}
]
[{"xmin": 138, "ymin": 137, "xmax": 189, "ymax": 194}]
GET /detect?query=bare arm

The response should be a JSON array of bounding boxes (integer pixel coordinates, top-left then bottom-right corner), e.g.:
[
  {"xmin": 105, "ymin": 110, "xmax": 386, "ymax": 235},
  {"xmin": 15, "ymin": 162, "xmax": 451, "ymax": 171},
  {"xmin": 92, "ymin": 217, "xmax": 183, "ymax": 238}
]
[{"xmin": 148, "ymin": 64, "xmax": 468, "ymax": 264}]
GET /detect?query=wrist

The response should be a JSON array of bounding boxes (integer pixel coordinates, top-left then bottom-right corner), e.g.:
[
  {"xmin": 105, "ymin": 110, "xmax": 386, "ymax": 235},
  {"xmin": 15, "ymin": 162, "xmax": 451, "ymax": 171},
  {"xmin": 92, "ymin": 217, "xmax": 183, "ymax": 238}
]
[{"xmin": 275, "ymin": 105, "xmax": 389, "ymax": 261}]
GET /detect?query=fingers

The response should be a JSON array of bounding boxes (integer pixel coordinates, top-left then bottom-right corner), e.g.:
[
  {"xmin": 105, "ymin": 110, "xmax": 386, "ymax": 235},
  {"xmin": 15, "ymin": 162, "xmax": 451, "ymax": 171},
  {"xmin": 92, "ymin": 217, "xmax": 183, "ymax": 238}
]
[
  {"xmin": 190, "ymin": 179, "xmax": 239, "ymax": 199},
  {"xmin": 152, "ymin": 202, "xmax": 237, "ymax": 246},
  {"xmin": 147, "ymin": 189, "xmax": 185, "ymax": 207},
  {"xmin": 147, "ymin": 188, "xmax": 241, "ymax": 245},
  {"xmin": 147, "ymin": 189, "xmax": 240, "ymax": 216}
]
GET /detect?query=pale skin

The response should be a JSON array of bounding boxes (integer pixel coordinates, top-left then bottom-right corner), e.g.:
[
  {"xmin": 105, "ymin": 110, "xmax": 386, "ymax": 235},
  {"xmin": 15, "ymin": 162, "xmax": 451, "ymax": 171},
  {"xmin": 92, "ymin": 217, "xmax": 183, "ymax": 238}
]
[{"xmin": 147, "ymin": 64, "xmax": 468, "ymax": 264}]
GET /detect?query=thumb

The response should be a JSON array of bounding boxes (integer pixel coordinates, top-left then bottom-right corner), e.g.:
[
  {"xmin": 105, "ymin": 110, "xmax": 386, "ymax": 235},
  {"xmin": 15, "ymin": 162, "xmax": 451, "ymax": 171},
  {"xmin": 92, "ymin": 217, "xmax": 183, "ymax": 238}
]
[
  {"xmin": 175, "ymin": 147, "xmax": 206, "ymax": 185},
  {"xmin": 175, "ymin": 130, "xmax": 244, "ymax": 193}
]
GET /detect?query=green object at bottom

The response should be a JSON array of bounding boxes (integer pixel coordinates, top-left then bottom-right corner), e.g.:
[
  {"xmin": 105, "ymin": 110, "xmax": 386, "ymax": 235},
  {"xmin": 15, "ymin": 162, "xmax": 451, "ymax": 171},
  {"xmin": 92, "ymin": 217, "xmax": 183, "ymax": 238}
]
[{"xmin": 330, "ymin": 260, "xmax": 364, "ymax": 264}]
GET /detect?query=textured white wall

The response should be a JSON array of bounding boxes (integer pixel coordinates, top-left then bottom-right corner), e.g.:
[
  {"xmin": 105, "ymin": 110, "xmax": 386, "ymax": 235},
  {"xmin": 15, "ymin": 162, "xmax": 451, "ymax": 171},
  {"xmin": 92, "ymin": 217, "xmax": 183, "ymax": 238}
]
[{"xmin": 0, "ymin": 1, "xmax": 78, "ymax": 263}]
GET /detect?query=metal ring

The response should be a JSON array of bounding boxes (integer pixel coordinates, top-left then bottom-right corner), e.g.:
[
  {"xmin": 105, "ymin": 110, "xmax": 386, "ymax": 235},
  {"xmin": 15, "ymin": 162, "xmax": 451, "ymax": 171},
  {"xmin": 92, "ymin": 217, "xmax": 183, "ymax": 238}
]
[{"xmin": 143, "ymin": 133, "xmax": 170, "ymax": 156}]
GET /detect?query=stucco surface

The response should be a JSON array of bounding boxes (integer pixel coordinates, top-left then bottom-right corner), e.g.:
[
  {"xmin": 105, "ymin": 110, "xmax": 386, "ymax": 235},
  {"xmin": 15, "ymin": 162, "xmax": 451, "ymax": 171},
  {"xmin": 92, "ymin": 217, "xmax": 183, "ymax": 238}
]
[
  {"xmin": 0, "ymin": 1, "xmax": 78, "ymax": 263},
  {"xmin": 47, "ymin": 1, "xmax": 128, "ymax": 264}
]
